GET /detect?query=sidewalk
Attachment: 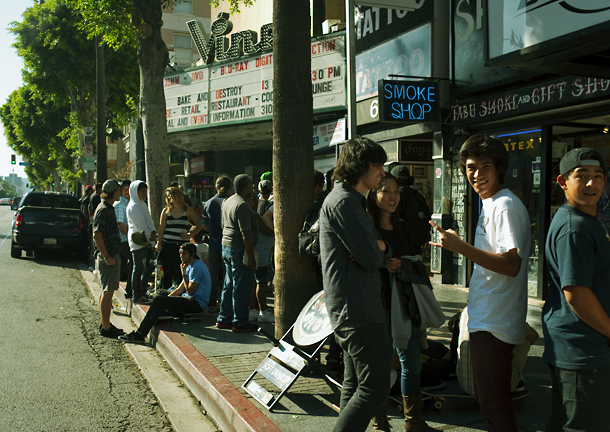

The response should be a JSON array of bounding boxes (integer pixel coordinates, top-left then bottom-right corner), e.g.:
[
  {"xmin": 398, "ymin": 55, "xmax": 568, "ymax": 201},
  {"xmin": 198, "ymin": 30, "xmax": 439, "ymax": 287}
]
[{"xmin": 94, "ymin": 271, "xmax": 552, "ymax": 432}]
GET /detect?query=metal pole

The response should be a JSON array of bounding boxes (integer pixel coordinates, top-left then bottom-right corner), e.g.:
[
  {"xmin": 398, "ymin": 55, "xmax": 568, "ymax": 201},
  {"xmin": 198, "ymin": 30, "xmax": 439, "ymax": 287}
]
[
  {"xmin": 345, "ymin": 0, "xmax": 357, "ymax": 140},
  {"xmin": 96, "ymin": 34, "xmax": 107, "ymax": 183}
]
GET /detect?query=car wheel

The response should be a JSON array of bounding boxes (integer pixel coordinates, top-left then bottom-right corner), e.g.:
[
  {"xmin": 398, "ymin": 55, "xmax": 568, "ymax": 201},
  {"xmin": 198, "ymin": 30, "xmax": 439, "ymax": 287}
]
[{"xmin": 10, "ymin": 241, "xmax": 21, "ymax": 258}]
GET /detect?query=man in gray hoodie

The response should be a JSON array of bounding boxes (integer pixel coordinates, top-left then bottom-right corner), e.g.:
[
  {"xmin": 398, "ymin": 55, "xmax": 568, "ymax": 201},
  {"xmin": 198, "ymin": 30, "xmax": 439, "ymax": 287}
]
[{"xmin": 126, "ymin": 181, "xmax": 157, "ymax": 304}]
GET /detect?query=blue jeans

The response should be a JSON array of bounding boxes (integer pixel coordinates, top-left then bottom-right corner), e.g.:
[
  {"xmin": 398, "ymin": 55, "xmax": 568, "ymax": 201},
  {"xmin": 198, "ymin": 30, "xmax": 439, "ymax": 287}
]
[
  {"xmin": 131, "ymin": 248, "xmax": 154, "ymax": 300},
  {"xmin": 333, "ymin": 323, "xmax": 391, "ymax": 432},
  {"xmin": 397, "ymin": 337, "xmax": 422, "ymax": 396},
  {"xmin": 217, "ymin": 246, "xmax": 254, "ymax": 327},
  {"xmin": 546, "ymin": 362, "xmax": 610, "ymax": 432},
  {"xmin": 207, "ymin": 249, "xmax": 222, "ymax": 307}
]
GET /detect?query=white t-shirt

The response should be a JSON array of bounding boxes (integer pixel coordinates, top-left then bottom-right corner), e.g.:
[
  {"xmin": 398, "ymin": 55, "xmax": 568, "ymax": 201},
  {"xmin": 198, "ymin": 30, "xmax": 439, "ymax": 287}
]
[{"xmin": 467, "ymin": 188, "xmax": 531, "ymax": 345}]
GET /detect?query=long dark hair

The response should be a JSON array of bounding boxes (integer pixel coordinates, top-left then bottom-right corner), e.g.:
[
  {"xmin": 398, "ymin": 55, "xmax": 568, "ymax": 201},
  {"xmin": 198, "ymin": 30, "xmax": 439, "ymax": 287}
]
[
  {"xmin": 366, "ymin": 174, "xmax": 403, "ymax": 234},
  {"xmin": 333, "ymin": 137, "xmax": 387, "ymax": 186}
]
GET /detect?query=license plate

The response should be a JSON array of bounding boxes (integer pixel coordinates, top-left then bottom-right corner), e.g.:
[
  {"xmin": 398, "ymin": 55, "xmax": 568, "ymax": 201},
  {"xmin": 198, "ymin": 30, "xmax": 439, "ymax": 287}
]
[{"xmin": 44, "ymin": 238, "xmax": 57, "ymax": 245}]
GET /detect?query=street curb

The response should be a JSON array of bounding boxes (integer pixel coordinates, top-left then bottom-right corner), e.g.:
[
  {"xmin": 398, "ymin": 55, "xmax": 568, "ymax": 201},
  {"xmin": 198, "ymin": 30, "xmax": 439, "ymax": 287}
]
[{"xmin": 82, "ymin": 269, "xmax": 281, "ymax": 432}]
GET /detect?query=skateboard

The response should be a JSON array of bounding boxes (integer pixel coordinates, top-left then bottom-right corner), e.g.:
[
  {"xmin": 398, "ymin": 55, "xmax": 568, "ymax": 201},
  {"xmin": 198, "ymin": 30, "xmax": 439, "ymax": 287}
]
[
  {"xmin": 421, "ymin": 389, "xmax": 530, "ymax": 411},
  {"xmin": 387, "ymin": 389, "xmax": 530, "ymax": 412}
]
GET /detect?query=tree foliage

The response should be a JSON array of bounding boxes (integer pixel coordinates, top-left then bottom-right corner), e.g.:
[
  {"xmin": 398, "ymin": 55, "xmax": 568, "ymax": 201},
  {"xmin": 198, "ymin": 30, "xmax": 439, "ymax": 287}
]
[
  {"xmin": 210, "ymin": 0, "xmax": 254, "ymax": 15},
  {"xmin": 5, "ymin": 0, "xmax": 139, "ymax": 188},
  {"xmin": 0, "ymin": 181, "xmax": 18, "ymax": 199},
  {"xmin": 0, "ymin": 85, "xmax": 71, "ymax": 188},
  {"xmin": 11, "ymin": 0, "xmax": 138, "ymax": 124},
  {"xmin": 67, "ymin": 0, "xmax": 171, "ymax": 224}
]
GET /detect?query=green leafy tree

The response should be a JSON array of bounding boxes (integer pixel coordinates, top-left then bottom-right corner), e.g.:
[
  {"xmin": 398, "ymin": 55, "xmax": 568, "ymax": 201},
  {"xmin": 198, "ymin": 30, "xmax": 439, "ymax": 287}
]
[
  {"xmin": 8, "ymin": 0, "xmax": 139, "ymax": 187},
  {"xmin": 0, "ymin": 181, "xmax": 18, "ymax": 199},
  {"xmin": 67, "ymin": 0, "xmax": 170, "ymax": 224},
  {"xmin": 0, "ymin": 85, "xmax": 71, "ymax": 190}
]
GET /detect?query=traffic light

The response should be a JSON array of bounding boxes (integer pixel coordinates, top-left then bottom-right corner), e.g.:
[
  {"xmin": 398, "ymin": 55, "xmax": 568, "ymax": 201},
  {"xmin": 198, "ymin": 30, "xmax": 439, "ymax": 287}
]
[{"xmin": 11, "ymin": 154, "xmax": 16, "ymax": 165}]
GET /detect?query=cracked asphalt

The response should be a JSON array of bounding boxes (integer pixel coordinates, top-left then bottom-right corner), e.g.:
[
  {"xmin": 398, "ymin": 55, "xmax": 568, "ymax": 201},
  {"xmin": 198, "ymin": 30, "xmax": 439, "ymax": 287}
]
[{"xmin": 0, "ymin": 207, "xmax": 174, "ymax": 431}]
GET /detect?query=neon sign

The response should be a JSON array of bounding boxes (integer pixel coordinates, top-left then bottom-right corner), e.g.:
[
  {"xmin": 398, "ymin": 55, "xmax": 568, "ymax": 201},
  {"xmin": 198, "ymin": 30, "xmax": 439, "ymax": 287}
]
[
  {"xmin": 187, "ymin": 13, "xmax": 272, "ymax": 65},
  {"xmin": 378, "ymin": 79, "xmax": 440, "ymax": 123}
]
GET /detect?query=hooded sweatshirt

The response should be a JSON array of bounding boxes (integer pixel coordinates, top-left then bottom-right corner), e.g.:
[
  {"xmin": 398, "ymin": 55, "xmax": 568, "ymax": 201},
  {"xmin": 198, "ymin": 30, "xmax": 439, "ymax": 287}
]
[{"xmin": 126, "ymin": 180, "xmax": 157, "ymax": 251}]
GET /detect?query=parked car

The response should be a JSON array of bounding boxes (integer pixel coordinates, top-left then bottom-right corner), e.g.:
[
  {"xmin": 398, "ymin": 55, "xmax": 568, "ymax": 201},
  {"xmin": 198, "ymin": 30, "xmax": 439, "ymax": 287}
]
[
  {"xmin": 10, "ymin": 197, "xmax": 22, "ymax": 211},
  {"xmin": 0, "ymin": 197, "xmax": 11, "ymax": 206},
  {"xmin": 11, "ymin": 191, "xmax": 88, "ymax": 259}
]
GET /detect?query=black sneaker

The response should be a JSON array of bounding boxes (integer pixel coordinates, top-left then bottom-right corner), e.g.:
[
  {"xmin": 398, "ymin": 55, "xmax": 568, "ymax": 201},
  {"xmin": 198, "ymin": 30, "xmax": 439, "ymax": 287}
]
[
  {"xmin": 118, "ymin": 331, "xmax": 147, "ymax": 344},
  {"xmin": 232, "ymin": 323, "xmax": 259, "ymax": 333},
  {"xmin": 100, "ymin": 325, "xmax": 124, "ymax": 339},
  {"xmin": 99, "ymin": 323, "xmax": 125, "ymax": 336}
]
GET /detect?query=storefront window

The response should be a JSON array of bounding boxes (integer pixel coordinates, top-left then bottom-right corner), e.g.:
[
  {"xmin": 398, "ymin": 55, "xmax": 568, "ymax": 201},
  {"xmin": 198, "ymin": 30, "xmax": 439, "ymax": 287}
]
[{"xmin": 497, "ymin": 130, "xmax": 541, "ymax": 297}]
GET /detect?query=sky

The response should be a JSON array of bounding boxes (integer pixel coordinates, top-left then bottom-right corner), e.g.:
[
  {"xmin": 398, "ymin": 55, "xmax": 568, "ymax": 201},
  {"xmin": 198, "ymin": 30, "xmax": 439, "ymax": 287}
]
[{"xmin": 0, "ymin": 2, "xmax": 31, "ymax": 180}]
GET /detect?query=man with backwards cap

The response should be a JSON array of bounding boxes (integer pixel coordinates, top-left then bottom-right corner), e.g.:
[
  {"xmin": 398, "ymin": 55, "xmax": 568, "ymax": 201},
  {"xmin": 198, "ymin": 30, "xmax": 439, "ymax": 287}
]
[
  {"xmin": 542, "ymin": 147, "xmax": 610, "ymax": 432},
  {"xmin": 93, "ymin": 179, "xmax": 125, "ymax": 338},
  {"xmin": 120, "ymin": 242, "xmax": 211, "ymax": 344}
]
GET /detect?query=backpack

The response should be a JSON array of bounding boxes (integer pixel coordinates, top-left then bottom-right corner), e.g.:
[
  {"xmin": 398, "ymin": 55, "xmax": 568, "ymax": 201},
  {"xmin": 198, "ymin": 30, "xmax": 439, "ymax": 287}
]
[
  {"xmin": 402, "ymin": 188, "xmax": 431, "ymax": 249},
  {"xmin": 298, "ymin": 192, "xmax": 328, "ymax": 256}
]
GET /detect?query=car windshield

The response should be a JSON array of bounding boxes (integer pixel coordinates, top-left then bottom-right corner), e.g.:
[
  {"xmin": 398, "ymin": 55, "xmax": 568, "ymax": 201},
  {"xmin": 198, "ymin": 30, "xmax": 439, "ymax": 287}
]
[{"xmin": 26, "ymin": 195, "xmax": 78, "ymax": 209}]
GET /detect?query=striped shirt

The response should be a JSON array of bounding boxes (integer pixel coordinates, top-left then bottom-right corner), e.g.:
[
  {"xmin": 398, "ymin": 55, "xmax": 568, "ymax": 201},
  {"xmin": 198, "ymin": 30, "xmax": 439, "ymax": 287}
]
[{"xmin": 163, "ymin": 210, "xmax": 189, "ymax": 244}]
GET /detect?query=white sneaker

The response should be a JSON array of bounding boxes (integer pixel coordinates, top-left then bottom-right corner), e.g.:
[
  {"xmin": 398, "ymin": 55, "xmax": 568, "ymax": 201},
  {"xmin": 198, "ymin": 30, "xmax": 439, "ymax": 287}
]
[
  {"xmin": 258, "ymin": 309, "xmax": 275, "ymax": 323},
  {"xmin": 248, "ymin": 309, "xmax": 259, "ymax": 321}
]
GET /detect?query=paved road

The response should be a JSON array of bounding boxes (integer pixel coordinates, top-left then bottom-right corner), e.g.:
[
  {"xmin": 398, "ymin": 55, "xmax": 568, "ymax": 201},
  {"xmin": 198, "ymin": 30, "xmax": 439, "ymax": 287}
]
[{"xmin": 0, "ymin": 206, "xmax": 175, "ymax": 431}]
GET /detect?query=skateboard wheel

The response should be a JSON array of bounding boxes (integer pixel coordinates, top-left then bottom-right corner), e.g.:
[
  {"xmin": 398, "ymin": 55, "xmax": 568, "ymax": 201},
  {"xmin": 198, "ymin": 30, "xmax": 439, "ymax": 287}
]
[{"xmin": 433, "ymin": 400, "xmax": 443, "ymax": 410}]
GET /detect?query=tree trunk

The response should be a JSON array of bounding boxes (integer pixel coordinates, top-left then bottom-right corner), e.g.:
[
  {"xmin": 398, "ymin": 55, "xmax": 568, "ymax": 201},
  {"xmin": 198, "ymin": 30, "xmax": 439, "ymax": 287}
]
[
  {"xmin": 132, "ymin": 0, "xmax": 170, "ymax": 229},
  {"xmin": 272, "ymin": 0, "xmax": 317, "ymax": 338}
]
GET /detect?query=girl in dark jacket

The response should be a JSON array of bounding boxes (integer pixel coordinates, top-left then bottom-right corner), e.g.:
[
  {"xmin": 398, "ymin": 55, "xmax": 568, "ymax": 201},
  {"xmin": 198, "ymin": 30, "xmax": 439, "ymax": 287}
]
[{"xmin": 367, "ymin": 173, "xmax": 439, "ymax": 432}]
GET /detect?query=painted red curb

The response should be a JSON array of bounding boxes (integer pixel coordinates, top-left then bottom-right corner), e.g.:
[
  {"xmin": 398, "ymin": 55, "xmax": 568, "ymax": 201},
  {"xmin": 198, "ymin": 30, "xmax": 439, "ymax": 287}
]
[{"xmin": 121, "ymin": 284, "xmax": 281, "ymax": 432}]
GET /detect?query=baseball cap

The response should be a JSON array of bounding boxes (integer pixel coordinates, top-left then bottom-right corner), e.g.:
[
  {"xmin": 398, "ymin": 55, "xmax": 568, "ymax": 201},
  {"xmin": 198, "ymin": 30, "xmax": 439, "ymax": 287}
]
[
  {"xmin": 120, "ymin": 179, "xmax": 131, "ymax": 188},
  {"xmin": 102, "ymin": 179, "xmax": 120, "ymax": 194},
  {"xmin": 260, "ymin": 171, "xmax": 273, "ymax": 182},
  {"xmin": 85, "ymin": 185, "xmax": 93, "ymax": 191},
  {"xmin": 559, "ymin": 147, "xmax": 606, "ymax": 177},
  {"xmin": 259, "ymin": 180, "xmax": 272, "ymax": 194},
  {"xmin": 180, "ymin": 242, "xmax": 199, "ymax": 259},
  {"xmin": 391, "ymin": 165, "xmax": 414, "ymax": 186}
]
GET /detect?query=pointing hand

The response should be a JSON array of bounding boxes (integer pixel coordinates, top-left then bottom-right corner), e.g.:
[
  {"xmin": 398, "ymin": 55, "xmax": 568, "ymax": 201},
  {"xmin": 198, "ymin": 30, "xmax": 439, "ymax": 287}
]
[{"xmin": 429, "ymin": 220, "xmax": 463, "ymax": 253}]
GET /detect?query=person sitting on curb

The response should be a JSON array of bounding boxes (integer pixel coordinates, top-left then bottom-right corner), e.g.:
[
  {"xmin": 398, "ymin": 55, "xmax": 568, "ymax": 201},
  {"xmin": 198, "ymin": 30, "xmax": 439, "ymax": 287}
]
[{"xmin": 119, "ymin": 243, "xmax": 211, "ymax": 344}]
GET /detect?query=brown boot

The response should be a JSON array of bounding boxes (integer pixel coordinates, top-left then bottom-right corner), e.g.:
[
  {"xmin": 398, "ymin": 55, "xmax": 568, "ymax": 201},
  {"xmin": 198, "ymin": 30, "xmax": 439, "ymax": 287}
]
[
  {"xmin": 403, "ymin": 394, "xmax": 441, "ymax": 431},
  {"xmin": 372, "ymin": 406, "xmax": 391, "ymax": 432}
]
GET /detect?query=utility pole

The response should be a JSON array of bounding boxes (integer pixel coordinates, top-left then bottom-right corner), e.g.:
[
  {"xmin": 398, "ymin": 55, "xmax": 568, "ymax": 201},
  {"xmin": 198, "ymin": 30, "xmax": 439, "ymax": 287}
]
[{"xmin": 96, "ymin": 34, "xmax": 107, "ymax": 183}]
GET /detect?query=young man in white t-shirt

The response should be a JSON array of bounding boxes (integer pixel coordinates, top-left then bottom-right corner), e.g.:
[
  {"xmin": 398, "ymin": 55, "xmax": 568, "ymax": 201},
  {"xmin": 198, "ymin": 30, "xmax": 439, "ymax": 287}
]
[{"xmin": 431, "ymin": 134, "xmax": 531, "ymax": 432}]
